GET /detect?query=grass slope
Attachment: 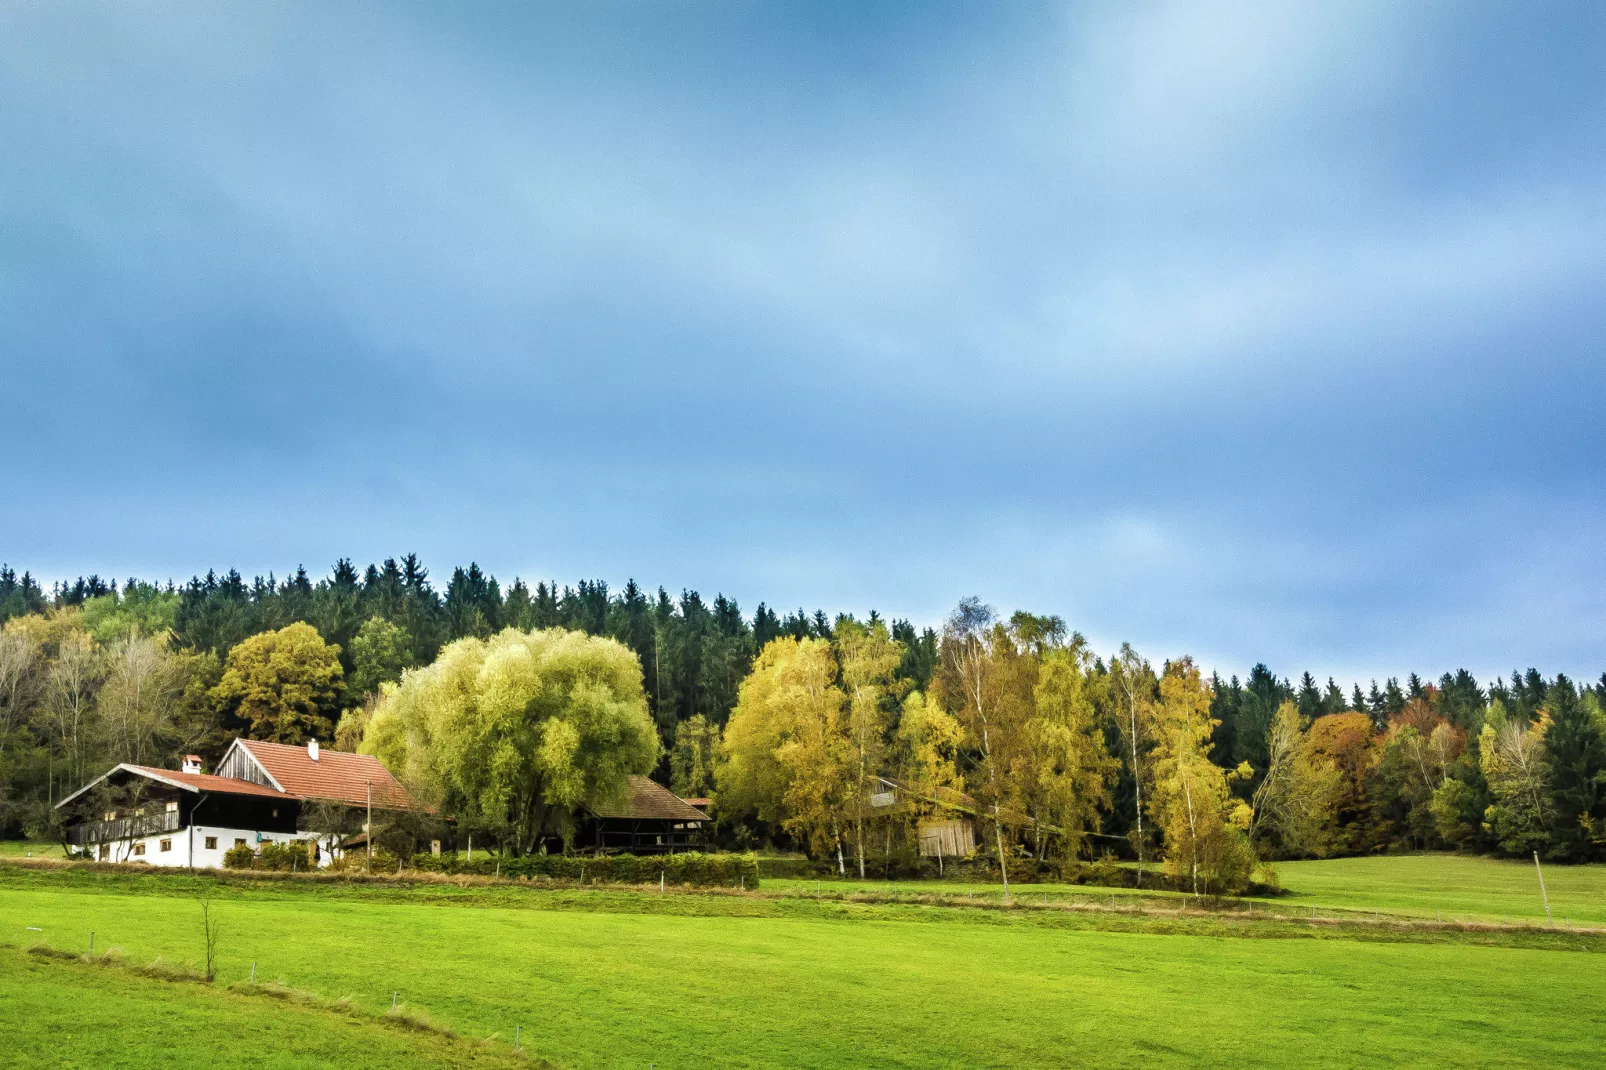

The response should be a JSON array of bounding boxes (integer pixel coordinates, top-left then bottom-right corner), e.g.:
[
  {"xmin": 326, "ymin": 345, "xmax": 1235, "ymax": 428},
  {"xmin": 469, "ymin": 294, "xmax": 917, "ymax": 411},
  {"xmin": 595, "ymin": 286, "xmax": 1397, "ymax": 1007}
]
[
  {"xmin": 0, "ymin": 947, "xmax": 530, "ymax": 1069},
  {"xmin": 766, "ymin": 852, "xmax": 1606, "ymax": 926},
  {"xmin": 1270, "ymin": 854, "xmax": 1606, "ymax": 924},
  {"xmin": 2, "ymin": 861, "xmax": 1603, "ymax": 1069},
  {"xmin": 0, "ymin": 840, "xmax": 63, "ymax": 859}
]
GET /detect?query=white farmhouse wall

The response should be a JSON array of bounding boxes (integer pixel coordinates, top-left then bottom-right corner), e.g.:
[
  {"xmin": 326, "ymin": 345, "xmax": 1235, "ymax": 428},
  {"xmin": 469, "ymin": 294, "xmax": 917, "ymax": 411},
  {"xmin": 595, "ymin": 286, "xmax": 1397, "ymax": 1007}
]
[{"xmin": 84, "ymin": 826, "xmax": 329, "ymax": 868}]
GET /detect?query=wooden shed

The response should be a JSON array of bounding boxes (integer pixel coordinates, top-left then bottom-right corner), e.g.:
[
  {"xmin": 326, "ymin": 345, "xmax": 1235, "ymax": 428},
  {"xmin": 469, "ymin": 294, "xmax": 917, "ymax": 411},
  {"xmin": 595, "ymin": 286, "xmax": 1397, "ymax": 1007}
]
[{"xmin": 577, "ymin": 775, "xmax": 708, "ymax": 855}]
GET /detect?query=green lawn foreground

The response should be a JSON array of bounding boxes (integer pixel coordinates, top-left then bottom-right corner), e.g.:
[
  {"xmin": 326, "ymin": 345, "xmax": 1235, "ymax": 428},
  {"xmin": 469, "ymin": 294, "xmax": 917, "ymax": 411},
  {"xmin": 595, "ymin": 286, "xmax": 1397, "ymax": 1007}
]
[
  {"xmin": 0, "ymin": 946, "xmax": 531, "ymax": 1070},
  {"xmin": 2, "ymin": 863, "xmax": 1603, "ymax": 1069}
]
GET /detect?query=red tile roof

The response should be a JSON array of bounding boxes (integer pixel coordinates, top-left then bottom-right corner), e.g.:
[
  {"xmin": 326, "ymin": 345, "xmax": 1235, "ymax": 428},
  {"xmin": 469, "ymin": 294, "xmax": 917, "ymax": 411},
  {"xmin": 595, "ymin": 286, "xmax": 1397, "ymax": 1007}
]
[
  {"xmin": 237, "ymin": 740, "xmax": 425, "ymax": 811},
  {"xmin": 589, "ymin": 776, "xmax": 708, "ymax": 823},
  {"xmin": 122, "ymin": 765, "xmax": 289, "ymax": 800}
]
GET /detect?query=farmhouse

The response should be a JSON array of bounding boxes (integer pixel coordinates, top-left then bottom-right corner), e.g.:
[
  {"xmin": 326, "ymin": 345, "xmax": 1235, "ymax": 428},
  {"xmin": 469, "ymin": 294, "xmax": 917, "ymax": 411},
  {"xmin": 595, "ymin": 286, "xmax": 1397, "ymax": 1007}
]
[{"xmin": 56, "ymin": 738, "xmax": 426, "ymax": 868}]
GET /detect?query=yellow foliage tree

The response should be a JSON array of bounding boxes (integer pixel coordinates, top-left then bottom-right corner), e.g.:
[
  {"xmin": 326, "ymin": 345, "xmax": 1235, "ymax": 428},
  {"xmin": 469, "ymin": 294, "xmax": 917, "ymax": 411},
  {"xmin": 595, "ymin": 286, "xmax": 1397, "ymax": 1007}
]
[
  {"xmin": 836, "ymin": 617, "xmax": 904, "ymax": 877},
  {"xmin": 210, "ymin": 622, "xmax": 344, "ymax": 744},
  {"xmin": 1148, "ymin": 657, "xmax": 1254, "ymax": 895},
  {"xmin": 717, "ymin": 637, "xmax": 852, "ymax": 870},
  {"xmin": 1026, "ymin": 639, "xmax": 1117, "ymax": 861}
]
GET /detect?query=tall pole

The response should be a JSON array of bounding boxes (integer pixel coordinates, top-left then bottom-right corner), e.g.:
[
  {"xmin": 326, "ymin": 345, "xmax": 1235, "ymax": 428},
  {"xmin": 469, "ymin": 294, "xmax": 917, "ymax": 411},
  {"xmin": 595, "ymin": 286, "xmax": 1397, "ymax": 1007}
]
[
  {"xmin": 1534, "ymin": 851, "xmax": 1553, "ymax": 926},
  {"xmin": 366, "ymin": 780, "xmax": 373, "ymax": 866}
]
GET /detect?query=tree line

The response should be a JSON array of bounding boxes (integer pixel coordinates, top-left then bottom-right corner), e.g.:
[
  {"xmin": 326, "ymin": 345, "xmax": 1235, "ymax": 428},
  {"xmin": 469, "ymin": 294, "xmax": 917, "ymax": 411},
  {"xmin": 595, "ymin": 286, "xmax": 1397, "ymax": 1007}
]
[
  {"xmin": 0, "ymin": 558, "xmax": 922, "ymax": 834},
  {"xmin": 3, "ymin": 562, "xmax": 1603, "ymax": 882}
]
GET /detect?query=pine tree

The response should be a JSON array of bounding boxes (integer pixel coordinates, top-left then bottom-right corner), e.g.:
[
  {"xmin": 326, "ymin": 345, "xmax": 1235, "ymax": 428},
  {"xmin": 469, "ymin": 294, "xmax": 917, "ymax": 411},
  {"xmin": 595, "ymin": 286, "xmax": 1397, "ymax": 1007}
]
[
  {"xmin": 1323, "ymin": 678, "xmax": 1348, "ymax": 714},
  {"xmin": 1297, "ymin": 673, "xmax": 1324, "ymax": 720},
  {"xmin": 1542, "ymin": 676, "xmax": 1606, "ymax": 860}
]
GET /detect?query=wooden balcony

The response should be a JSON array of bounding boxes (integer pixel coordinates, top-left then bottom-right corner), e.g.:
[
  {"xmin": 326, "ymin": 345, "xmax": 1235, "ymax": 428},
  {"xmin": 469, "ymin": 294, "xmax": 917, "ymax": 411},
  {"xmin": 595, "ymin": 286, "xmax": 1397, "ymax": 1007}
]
[{"xmin": 67, "ymin": 808, "xmax": 182, "ymax": 846}]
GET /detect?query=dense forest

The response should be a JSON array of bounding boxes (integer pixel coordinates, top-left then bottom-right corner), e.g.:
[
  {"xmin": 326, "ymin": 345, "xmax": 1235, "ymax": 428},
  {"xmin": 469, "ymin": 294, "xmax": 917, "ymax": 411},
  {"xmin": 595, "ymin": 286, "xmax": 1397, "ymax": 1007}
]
[{"xmin": 2, "ymin": 560, "xmax": 1603, "ymax": 875}]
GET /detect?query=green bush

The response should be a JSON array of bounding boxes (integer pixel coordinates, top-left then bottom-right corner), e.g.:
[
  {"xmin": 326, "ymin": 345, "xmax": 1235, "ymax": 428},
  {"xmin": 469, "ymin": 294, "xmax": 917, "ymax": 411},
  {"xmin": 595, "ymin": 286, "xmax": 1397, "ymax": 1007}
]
[
  {"xmin": 411, "ymin": 850, "xmax": 760, "ymax": 888},
  {"xmin": 749, "ymin": 855, "xmax": 834, "ymax": 879},
  {"xmin": 326, "ymin": 846, "xmax": 399, "ymax": 874},
  {"xmin": 257, "ymin": 841, "xmax": 314, "ymax": 871},
  {"xmin": 222, "ymin": 839, "xmax": 315, "ymax": 872}
]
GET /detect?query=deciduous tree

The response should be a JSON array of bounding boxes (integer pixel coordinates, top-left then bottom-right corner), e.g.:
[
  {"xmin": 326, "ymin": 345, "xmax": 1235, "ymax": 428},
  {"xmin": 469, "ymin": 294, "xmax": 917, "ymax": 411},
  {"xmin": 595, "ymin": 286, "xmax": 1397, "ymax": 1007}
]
[
  {"xmin": 348, "ymin": 616, "xmax": 415, "ymax": 699},
  {"xmin": 210, "ymin": 622, "xmax": 345, "ymax": 744},
  {"xmin": 717, "ymin": 637, "xmax": 851, "ymax": 869},
  {"xmin": 1149, "ymin": 657, "xmax": 1254, "ymax": 895},
  {"xmin": 1027, "ymin": 637, "xmax": 1116, "ymax": 860},
  {"xmin": 97, "ymin": 632, "xmax": 187, "ymax": 766},
  {"xmin": 836, "ymin": 617, "xmax": 903, "ymax": 877},
  {"xmin": 1479, "ymin": 709, "xmax": 1553, "ymax": 856},
  {"xmin": 670, "ymin": 713, "xmax": 718, "ymax": 799},
  {"xmin": 362, "ymin": 627, "xmax": 659, "ymax": 854},
  {"xmin": 932, "ymin": 599, "xmax": 1035, "ymax": 896}
]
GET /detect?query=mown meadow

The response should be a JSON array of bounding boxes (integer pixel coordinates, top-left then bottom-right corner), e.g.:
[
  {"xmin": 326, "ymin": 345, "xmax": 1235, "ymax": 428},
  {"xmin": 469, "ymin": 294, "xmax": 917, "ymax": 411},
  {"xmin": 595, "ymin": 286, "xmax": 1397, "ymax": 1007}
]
[
  {"xmin": 0, "ymin": 947, "xmax": 534, "ymax": 1070},
  {"xmin": 761, "ymin": 852, "xmax": 1606, "ymax": 926},
  {"xmin": 2, "ymin": 856, "xmax": 1603, "ymax": 1069}
]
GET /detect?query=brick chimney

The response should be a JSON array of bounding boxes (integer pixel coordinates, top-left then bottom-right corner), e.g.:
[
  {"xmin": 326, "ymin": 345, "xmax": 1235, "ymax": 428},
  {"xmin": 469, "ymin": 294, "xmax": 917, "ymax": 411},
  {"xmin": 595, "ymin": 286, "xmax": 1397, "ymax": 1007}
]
[
  {"xmin": 182, "ymin": 755, "xmax": 202, "ymax": 775},
  {"xmin": 308, "ymin": 738, "xmax": 320, "ymax": 762}
]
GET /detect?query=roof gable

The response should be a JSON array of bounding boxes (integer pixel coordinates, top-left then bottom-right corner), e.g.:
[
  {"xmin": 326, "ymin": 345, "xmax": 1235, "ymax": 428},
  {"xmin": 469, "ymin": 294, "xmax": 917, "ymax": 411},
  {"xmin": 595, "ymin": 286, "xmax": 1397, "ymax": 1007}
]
[{"xmin": 238, "ymin": 739, "xmax": 424, "ymax": 811}]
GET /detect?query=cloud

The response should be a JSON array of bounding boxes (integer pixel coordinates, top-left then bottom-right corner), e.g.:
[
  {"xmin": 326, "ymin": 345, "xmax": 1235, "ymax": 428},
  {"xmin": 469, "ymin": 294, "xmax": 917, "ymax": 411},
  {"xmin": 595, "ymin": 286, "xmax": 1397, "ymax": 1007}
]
[{"xmin": 2, "ymin": 3, "xmax": 1604, "ymax": 681}]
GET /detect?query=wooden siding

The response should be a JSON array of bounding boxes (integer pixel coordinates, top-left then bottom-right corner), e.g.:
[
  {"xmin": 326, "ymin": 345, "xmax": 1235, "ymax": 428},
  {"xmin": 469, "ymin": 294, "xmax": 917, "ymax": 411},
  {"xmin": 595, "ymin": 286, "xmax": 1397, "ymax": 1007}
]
[
  {"xmin": 918, "ymin": 818, "xmax": 975, "ymax": 859},
  {"xmin": 217, "ymin": 744, "xmax": 276, "ymax": 788}
]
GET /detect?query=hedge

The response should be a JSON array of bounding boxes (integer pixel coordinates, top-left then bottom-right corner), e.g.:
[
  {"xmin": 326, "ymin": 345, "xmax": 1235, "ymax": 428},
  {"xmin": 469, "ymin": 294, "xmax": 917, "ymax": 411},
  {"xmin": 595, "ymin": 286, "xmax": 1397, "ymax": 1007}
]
[
  {"xmin": 410, "ymin": 850, "xmax": 759, "ymax": 888},
  {"xmin": 223, "ymin": 840, "xmax": 315, "ymax": 872}
]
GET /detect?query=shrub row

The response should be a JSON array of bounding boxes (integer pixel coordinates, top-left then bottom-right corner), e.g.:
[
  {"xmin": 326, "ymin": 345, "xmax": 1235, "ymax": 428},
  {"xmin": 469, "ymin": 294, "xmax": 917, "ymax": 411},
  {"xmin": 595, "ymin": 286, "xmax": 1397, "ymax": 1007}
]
[
  {"xmin": 755, "ymin": 852, "xmax": 1281, "ymax": 897},
  {"xmin": 410, "ymin": 850, "xmax": 760, "ymax": 888},
  {"xmin": 223, "ymin": 840, "xmax": 314, "ymax": 871}
]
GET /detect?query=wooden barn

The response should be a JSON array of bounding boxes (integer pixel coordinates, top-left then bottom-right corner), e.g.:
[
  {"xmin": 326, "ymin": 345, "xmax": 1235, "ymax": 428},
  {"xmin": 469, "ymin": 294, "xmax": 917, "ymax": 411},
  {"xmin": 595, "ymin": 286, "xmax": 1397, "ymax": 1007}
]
[{"xmin": 575, "ymin": 775, "xmax": 708, "ymax": 854}]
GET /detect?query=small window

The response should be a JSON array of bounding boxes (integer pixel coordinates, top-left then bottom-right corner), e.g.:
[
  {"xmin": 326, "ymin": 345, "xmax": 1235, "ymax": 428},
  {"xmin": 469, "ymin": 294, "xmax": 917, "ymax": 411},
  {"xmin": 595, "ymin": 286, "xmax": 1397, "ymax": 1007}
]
[
  {"xmin": 103, "ymin": 811, "xmax": 117, "ymax": 822},
  {"xmin": 205, "ymin": 836, "xmax": 217, "ymax": 850},
  {"xmin": 165, "ymin": 801, "xmax": 179, "ymax": 813},
  {"xmin": 159, "ymin": 838, "xmax": 172, "ymax": 852},
  {"xmin": 272, "ymin": 807, "xmax": 279, "ymax": 818},
  {"xmin": 133, "ymin": 843, "xmax": 146, "ymax": 856},
  {"xmin": 234, "ymin": 838, "xmax": 247, "ymax": 848}
]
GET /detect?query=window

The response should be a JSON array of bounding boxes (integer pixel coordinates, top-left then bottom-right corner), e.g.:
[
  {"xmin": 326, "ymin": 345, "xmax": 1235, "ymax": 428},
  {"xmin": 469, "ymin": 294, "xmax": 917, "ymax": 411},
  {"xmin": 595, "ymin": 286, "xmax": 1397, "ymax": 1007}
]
[
  {"xmin": 159, "ymin": 839, "xmax": 172, "ymax": 852},
  {"xmin": 133, "ymin": 843, "xmax": 146, "ymax": 857},
  {"xmin": 103, "ymin": 811, "xmax": 117, "ymax": 822},
  {"xmin": 165, "ymin": 801, "xmax": 179, "ymax": 813},
  {"xmin": 234, "ymin": 838, "xmax": 247, "ymax": 848},
  {"xmin": 205, "ymin": 836, "xmax": 217, "ymax": 850}
]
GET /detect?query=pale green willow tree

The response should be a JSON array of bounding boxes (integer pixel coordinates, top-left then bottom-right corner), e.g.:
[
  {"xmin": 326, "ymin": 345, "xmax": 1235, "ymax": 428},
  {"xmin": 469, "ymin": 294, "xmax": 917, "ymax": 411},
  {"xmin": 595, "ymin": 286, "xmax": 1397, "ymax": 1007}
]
[{"xmin": 361, "ymin": 627, "xmax": 660, "ymax": 855}]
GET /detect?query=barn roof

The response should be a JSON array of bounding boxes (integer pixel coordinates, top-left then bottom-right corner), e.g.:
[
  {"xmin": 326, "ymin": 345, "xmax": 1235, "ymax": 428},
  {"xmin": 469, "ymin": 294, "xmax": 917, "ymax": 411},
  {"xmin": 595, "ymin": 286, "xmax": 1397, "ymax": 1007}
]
[
  {"xmin": 588, "ymin": 775, "xmax": 707, "ymax": 823},
  {"xmin": 233, "ymin": 739, "xmax": 425, "ymax": 811}
]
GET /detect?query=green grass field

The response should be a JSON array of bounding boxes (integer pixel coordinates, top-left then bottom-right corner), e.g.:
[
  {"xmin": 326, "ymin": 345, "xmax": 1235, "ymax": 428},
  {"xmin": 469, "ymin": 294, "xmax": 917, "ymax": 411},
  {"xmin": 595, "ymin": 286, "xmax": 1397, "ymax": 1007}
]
[
  {"xmin": 0, "ymin": 947, "xmax": 531, "ymax": 1069},
  {"xmin": 2, "ymin": 857, "xmax": 1604, "ymax": 1069},
  {"xmin": 0, "ymin": 840, "xmax": 64, "ymax": 859},
  {"xmin": 1270, "ymin": 854, "xmax": 1605, "ymax": 924},
  {"xmin": 763, "ymin": 851, "xmax": 1606, "ymax": 925}
]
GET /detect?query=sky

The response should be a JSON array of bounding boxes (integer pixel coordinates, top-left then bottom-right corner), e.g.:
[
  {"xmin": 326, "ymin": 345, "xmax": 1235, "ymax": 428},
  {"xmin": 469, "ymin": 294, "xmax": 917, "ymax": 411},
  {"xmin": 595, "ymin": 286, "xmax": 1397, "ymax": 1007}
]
[{"xmin": 3, "ymin": 3, "xmax": 1604, "ymax": 687}]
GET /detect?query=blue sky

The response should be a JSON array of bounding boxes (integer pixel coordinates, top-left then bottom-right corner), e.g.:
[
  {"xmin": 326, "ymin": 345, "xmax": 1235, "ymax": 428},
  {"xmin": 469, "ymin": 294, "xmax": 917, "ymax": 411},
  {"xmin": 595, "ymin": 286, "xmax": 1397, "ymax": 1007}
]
[{"xmin": 3, "ymin": 3, "xmax": 1604, "ymax": 685}]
